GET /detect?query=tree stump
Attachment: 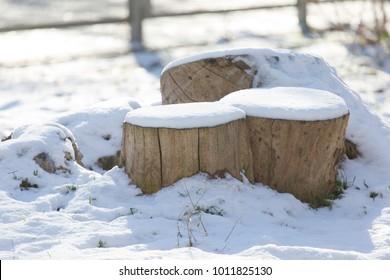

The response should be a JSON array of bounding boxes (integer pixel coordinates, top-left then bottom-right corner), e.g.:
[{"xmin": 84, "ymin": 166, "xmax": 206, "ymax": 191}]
[
  {"xmin": 120, "ymin": 103, "xmax": 254, "ymax": 194},
  {"xmin": 160, "ymin": 55, "xmax": 256, "ymax": 105},
  {"xmin": 221, "ymin": 87, "xmax": 350, "ymax": 203}
]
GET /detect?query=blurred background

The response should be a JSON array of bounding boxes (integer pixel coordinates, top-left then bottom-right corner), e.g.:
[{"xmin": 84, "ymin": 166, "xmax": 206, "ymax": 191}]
[
  {"xmin": 1, "ymin": 0, "xmax": 389, "ymax": 64},
  {"xmin": 1, "ymin": 0, "xmax": 390, "ymax": 137}
]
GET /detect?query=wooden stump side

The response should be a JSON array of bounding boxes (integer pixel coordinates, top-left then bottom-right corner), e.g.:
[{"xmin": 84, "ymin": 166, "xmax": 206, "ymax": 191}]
[
  {"xmin": 122, "ymin": 123, "xmax": 162, "ymax": 194},
  {"xmin": 161, "ymin": 55, "xmax": 255, "ymax": 104},
  {"xmin": 230, "ymin": 119, "xmax": 255, "ymax": 182},
  {"xmin": 121, "ymin": 119, "xmax": 254, "ymax": 194},
  {"xmin": 159, "ymin": 128, "xmax": 199, "ymax": 187},
  {"xmin": 199, "ymin": 119, "xmax": 254, "ymax": 182},
  {"xmin": 247, "ymin": 114, "xmax": 349, "ymax": 202}
]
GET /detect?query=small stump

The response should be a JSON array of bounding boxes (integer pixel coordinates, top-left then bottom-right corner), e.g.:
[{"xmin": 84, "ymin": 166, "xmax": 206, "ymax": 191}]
[
  {"xmin": 221, "ymin": 87, "xmax": 349, "ymax": 203},
  {"xmin": 161, "ymin": 54, "xmax": 256, "ymax": 104},
  {"xmin": 120, "ymin": 103, "xmax": 254, "ymax": 194}
]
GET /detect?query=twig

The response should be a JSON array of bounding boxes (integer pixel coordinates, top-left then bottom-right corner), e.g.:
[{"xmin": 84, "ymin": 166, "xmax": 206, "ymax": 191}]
[
  {"xmin": 220, "ymin": 215, "xmax": 244, "ymax": 253},
  {"xmin": 184, "ymin": 186, "xmax": 208, "ymax": 236},
  {"xmin": 224, "ymin": 215, "xmax": 243, "ymax": 243},
  {"xmin": 11, "ymin": 240, "xmax": 16, "ymax": 260},
  {"xmin": 8, "ymin": 170, "xmax": 18, "ymax": 180}
]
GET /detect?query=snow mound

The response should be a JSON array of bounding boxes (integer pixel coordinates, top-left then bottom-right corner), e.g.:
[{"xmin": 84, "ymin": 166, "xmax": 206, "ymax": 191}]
[
  {"xmin": 52, "ymin": 98, "xmax": 140, "ymax": 170},
  {"xmin": 125, "ymin": 102, "xmax": 246, "ymax": 129},
  {"xmin": 220, "ymin": 87, "xmax": 349, "ymax": 121},
  {"xmin": 2, "ymin": 123, "xmax": 81, "ymax": 174},
  {"xmin": 1, "ymin": 47, "xmax": 390, "ymax": 260}
]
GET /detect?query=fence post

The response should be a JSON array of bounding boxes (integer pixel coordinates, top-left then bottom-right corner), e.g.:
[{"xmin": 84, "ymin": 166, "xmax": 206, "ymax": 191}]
[
  {"xmin": 128, "ymin": 0, "xmax": 151, "ymax": 46},
  {"xmin": 297, "ymin": 0, "xmax": 309, "ymax": 33}
]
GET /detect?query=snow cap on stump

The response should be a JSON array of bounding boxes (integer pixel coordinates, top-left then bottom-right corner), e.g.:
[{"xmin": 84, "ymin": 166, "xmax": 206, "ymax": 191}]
[
  {"xmin": 220, "ymin": 87, "xmax": 349, "ymax": 121},
  {"xmin": 124, "ymin": 102, "xmax": 246, "ymax": 129}
]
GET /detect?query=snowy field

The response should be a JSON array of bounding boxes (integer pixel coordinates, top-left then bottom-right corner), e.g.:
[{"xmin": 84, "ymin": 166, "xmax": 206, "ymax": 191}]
[{"xmin": 1, "ymin": 2, "xmax": 390, "ymax": 260}]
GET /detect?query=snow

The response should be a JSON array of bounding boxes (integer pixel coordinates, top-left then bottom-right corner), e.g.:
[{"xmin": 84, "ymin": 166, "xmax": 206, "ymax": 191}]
[
  {"xmin": 125, "ymin": 103, "xmax": 246, "ymax": 129},
  {"xmin": 2, "ymin": 122, "xmax": 79, "ymax": 175},
  {"xmin": 1, "ymin": 2, "xmax": 390, "ymax": 261},
  {"xmin": 52, "ymin": 98, "xmax": 141, "ymax": 170},
  {"xmin": 220, "ymin": 87, "xmax": 349, "ymax": 121},
  {"xmin": 161, "ymin": 48, "xmax": 286, "ymax": 73}
]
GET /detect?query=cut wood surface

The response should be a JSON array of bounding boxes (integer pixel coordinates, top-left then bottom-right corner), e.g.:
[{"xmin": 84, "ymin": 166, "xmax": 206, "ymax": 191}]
[
  {"xmin": 120, "ymin": 119, "xmax": 254, "ymax": 194},
  {"xmin": 246, "ymin": 114, "xmax": 349, "ymax": 202},
  {"xmin": 161, "ymin": 55, "xmax": 256, "ymax": 104}
]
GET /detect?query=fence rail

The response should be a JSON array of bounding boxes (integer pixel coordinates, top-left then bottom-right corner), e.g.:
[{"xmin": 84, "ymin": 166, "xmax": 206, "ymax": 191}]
[{"xmin": 0, "ymin": 17, "xmax": 127, "ymax": 33}]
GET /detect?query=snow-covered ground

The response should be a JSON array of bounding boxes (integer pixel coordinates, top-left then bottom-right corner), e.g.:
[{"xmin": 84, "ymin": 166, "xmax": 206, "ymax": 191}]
[{"xmin": 1, "ymin": 2, "xmax": 390, "ymax": 260}]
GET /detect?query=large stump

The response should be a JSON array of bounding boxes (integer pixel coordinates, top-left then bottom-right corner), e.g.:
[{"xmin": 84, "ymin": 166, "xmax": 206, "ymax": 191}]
[
  {"xmin": 161, "ymin": 54, "xmax": 256, "ymax": 104},
  {"xmin": 221, "ymin": 87, "xmax": 350, "ymax": 203},
  {"xmin": 120, "ymin": 103, "xmax": 254, "ymax": 194}
]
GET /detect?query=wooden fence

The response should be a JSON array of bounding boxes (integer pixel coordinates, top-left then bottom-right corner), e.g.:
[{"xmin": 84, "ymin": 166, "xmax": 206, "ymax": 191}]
[
  {"xmin": 0, "ymin": 0, "xmax": 312, "ymax": 44},
  {"xmin": 129, "ymin": 0, "xmax": 309, "ymax": 43}
]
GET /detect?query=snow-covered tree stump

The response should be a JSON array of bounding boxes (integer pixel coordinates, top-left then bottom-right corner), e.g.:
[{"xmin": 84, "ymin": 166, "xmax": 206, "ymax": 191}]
[
  {"xmin": 120, "ymin": 103, "xmax": 254, "ymax": 194},
  {"xmin": 221, "ymin": 87, "xmax": 349, "ymax": 203},
  {"xmin": 160, "ymin": 55, "xmax": 256, "ymax": 104}
]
